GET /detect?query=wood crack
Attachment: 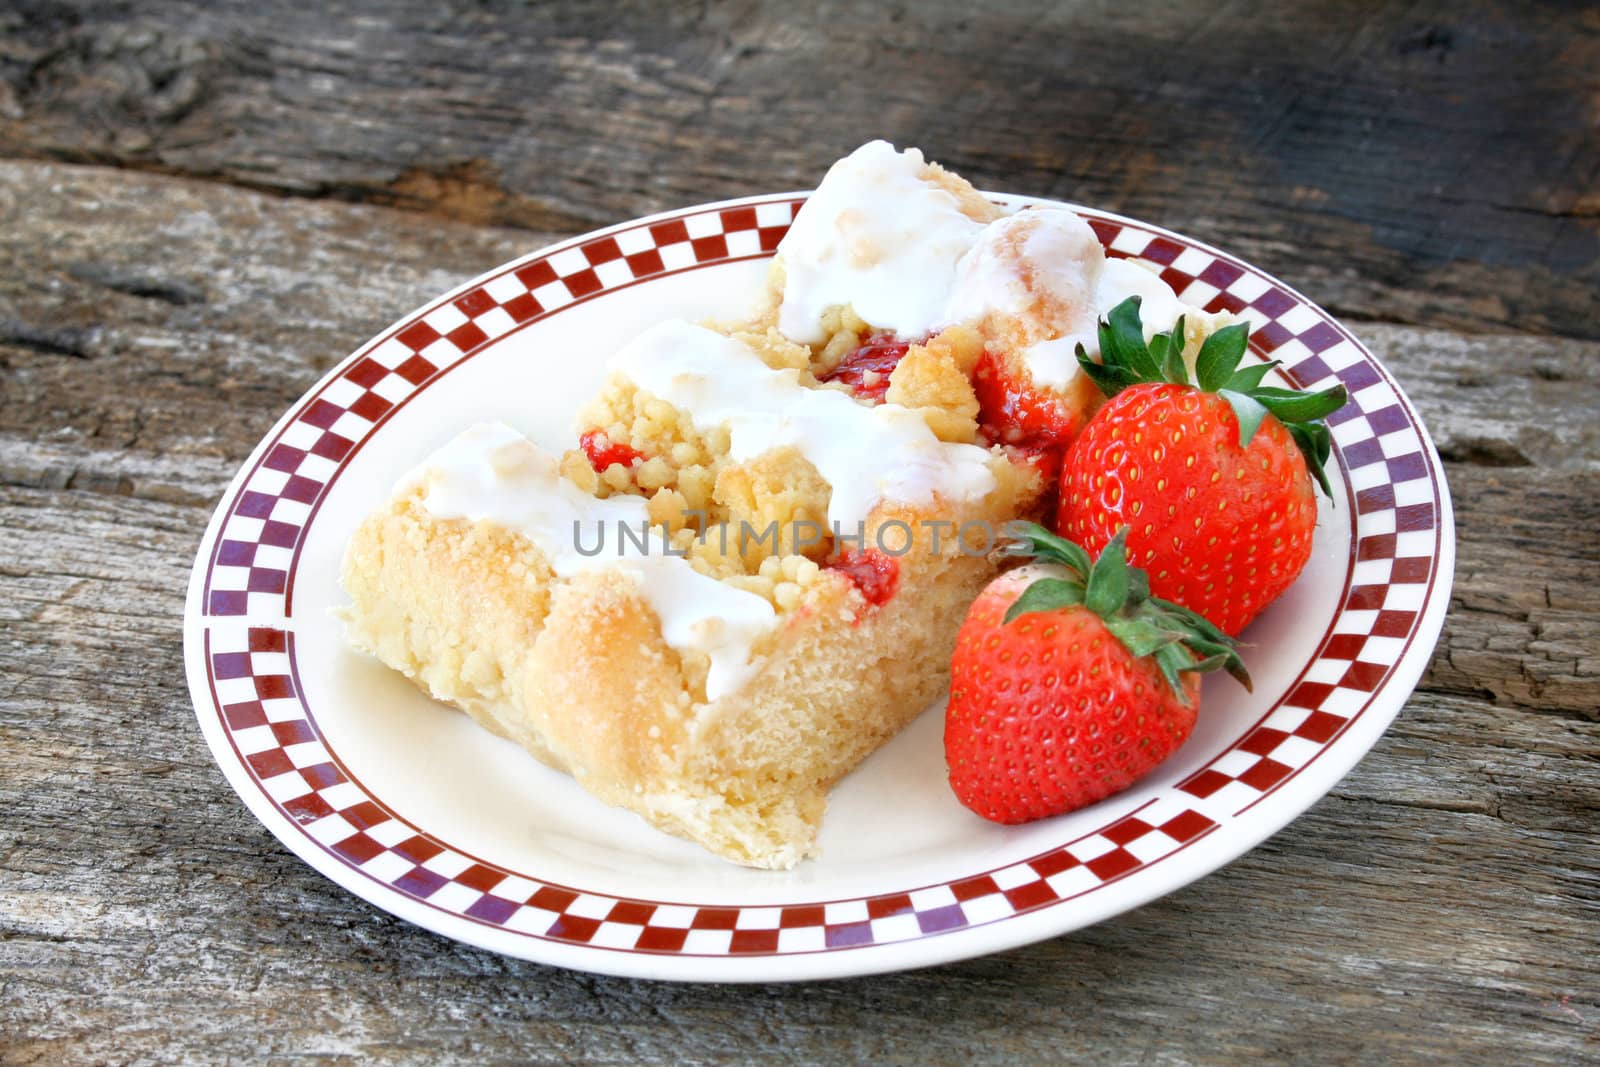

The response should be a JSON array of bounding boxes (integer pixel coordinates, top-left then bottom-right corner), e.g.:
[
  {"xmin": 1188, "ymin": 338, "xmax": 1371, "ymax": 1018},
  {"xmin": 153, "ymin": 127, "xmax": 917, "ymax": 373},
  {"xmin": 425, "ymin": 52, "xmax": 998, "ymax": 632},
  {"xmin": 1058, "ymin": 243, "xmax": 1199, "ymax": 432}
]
[
  {"xmin": 65, "ymin": 263, "xmax": 203, "ymax": 306},
  {"xmin": 0, "ymin": 320, "xmax": 98, "ymax": 359},
  {"xmin": 0, "ymin": 4, "xmax": 1595, "ymax": 1048}
]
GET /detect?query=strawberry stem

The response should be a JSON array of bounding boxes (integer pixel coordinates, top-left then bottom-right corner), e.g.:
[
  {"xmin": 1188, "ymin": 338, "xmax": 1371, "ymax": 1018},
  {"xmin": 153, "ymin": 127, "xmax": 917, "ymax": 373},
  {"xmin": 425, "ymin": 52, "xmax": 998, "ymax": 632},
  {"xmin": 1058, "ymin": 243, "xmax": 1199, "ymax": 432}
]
[
  {"xmin": 1075, "ymin": 296, "xmax": 1347, "ymax": 498},
  {"xmin": 1001, "ymin": 522, "xmax": 1251, "ymax": 703}
]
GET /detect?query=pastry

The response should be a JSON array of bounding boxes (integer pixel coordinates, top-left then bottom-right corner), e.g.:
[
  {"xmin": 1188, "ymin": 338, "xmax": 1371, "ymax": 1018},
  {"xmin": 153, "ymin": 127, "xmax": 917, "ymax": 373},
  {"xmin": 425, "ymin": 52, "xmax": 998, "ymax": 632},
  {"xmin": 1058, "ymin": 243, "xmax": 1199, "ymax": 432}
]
[{"xmin": 340, "ymin": 140, "xmax": 1230, "ymax": 868}]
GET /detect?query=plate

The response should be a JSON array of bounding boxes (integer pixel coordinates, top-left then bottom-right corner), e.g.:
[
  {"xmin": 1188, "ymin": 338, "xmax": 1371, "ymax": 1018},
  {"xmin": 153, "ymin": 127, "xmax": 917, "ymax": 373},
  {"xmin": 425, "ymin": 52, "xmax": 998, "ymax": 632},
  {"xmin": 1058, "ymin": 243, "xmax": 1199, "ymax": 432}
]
[{"xmin": 182, "ymin": 192, "xmax": 1455, "ymax": 981}]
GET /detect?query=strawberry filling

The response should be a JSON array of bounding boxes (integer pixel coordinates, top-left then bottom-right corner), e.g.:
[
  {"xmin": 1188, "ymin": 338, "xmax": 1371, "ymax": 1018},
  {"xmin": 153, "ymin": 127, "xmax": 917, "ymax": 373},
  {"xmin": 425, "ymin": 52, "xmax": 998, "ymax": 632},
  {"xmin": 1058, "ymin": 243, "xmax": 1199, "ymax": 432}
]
[
  {"xmin": 973, "ymin": 349, "xmax": 1085, "ymax": 446},
  {"xmin": 819, "ymin": 334, "xmax": 913, "ymax": 402},
  {"xmin": 578, "ymin": 429, "xmax": 645, "ymax": 472},
  {"xmin": 1005, "ymin": 439, "xmax": 1065, "ymax": 528},
  {"xmin": 998, "ymin": 438, "xmax": 1062, "ymax": 502},
  {"xmin": 974, "ymin": 350, "xmax": 1103, "ymax": 530},
  {"xmin": 826, "ymin": 548, "xmax": 900, "ymax": 608},
  {"xmin": 1005, "ymin": 439, "xmax": 1063, "ymax": 486}
]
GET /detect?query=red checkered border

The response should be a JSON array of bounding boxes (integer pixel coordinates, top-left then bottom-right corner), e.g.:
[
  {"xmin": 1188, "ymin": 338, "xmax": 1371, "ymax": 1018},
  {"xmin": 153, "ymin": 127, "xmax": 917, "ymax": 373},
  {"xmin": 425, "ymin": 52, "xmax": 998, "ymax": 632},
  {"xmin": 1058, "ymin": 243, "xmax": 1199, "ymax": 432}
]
[
  {"xmin": 200, "ymin": 200, "xmax": 798, "ymax": 618},
  {"xmin": 197, "ymin": 196, "xmax": 1445, "ymax": 958}
]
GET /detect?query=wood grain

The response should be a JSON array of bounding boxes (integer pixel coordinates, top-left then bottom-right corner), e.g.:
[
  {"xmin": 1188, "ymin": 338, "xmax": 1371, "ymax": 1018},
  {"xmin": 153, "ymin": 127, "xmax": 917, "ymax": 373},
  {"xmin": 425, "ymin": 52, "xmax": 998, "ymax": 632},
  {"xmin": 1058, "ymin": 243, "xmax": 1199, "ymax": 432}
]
[
  {"xmin": 2, "ymin": 159, "xmax": 1596, "ymax": 1065},
  {"xmin": 1, "ymin": 0, "xmax": 1597, "ymax": 1060},
  {"xmin": 1, "ymin": 0, "xmax": 1595, "ymax": 340}
]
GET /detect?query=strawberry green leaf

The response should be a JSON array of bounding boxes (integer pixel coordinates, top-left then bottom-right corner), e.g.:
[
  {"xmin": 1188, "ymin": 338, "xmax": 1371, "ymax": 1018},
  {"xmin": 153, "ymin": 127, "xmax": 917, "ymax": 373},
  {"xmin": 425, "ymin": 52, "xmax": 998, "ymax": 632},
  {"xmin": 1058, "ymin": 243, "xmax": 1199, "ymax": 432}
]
[
  {"xmin": 1296, "ymin": 419, "xmax": 1333, "ymax": 466},
  {"xmin": 1183, "ymin": 634, "xmax": 1234, "ymax": 661},
  {"xmin": 1002, "ymin": 521, "xmax": 1094, "ymax": 578},
  {"xmin": 1106, "ymin": 297, "xmax": 1160, "ymax": 381},
  {"xmin": 1224, "ymin": 360, "xmax": 1280, "ymax": 393},
  {"xmin": 1154, "ymin": 643, "xmax": 1191, "ymax": 702},
  {"xmin": 1075, "ymin": 343, "xmax": 1140, "ymax": 398},
  {"xmin": 1002, "ymin": 526, "xmax": 1251, "ymax": 703},
  {"xmin": 1290, "ymin": 422, "xmax": 1335, "ymax": 498},
  {"xmin": 1252, "ymin": 384, "xmax": 1348, "ymax": 424},
  {"xmin": 1194, "ymin": 322, "xmax": 1249, "ymax": 392},
  {"xmin": 1105, "ymin": 617, "xmax": 1184, "ymax": 660},
  {"xmin": 1186, "ymin": 651, "xmax": 1240, "ymax": 677},
  {"xmin": 1149, "ymin": 595, "xmax": 1232, "ymax": 646},
  {"xmin": 1003, "ymin": 577, "xmax": 1085, "ymax": 623},
  {"xmin": 1181, "ymin": 637, "xmax": 1253, "ymax": 690},
  {"xmin": 1084, "ymin": 527, "xmax": 1131, "ymax": 616},
  {"xmin": 1218, "ymin": 388, "xmax": 1270, "ymax": 449},
  {"xmin": 1126, "ymin": 564, "xmax": 1151, "ymax": 607},
  {"xmin": 1149, "ymin": 595, "xmax": 1252, "ymax": 691},
  {"xmin": 1095, "ymin": 319, "xmax": 1119, "ymax": 363},
  {"xmin": 1155, "ymin": 330, "xmax": 1189, "ymax": 386},
  {"xmin": 1147, "ymin": 330, "xmax": 1168, "ymax": 364}
]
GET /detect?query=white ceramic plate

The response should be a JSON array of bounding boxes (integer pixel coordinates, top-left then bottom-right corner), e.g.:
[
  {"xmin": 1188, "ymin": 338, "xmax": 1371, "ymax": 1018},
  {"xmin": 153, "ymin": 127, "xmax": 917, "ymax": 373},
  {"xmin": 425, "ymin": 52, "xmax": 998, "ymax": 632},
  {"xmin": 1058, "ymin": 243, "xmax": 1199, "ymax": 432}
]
[{"xmin": 183, "ymin": 192, "xmax": 1455, "ymax": 981}]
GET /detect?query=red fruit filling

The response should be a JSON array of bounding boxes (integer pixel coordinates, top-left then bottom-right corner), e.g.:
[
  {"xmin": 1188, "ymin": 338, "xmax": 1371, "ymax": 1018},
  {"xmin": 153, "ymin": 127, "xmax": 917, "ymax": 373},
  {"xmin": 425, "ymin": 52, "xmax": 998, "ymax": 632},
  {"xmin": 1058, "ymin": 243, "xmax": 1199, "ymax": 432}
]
[
  {"xmin": 1005, "ymin": 439, "xmax": 1065, "ymax": 528},
  {"xmin": 1005, "ymin": 438, "xmax": 1063, "ymax": 486},
  {"xmin": 973, "ymin": 350, "xmax": 1104, "ymax": 530},
  {"xmin": 819, "ymin": 334, "xmax": 912, "ymax": 402},
  {"xmin": 826, "ymin": 548, "xmax": 900, "ymax": 609},
  {"xmin": 972, "ymin": 349, "xmax": 1083, "ymax": 446},
  {"xmin": 578, "ymin": 429, "xmax": 645, "ymax": 472}
]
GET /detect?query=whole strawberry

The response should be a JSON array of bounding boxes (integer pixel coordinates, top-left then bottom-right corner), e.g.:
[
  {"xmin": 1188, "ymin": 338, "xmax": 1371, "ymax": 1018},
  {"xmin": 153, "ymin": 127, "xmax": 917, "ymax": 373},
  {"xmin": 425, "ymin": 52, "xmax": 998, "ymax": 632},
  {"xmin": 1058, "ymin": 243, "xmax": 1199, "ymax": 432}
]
[
  {"xmin": 1058, "ymin": 298, "xmax": 1347, "ymax": 636},
  {"xmin": 946, "ymin": 525, "xmax": 1248, "ymax": 824}
]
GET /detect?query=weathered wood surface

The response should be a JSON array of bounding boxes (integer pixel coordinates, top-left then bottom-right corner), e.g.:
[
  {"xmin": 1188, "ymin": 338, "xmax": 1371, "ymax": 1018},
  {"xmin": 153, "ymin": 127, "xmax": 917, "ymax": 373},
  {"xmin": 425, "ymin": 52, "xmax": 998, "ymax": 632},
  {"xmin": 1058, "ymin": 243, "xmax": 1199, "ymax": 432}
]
[
  {"xmin": 2, "ymin": 0, "xmax": 1596, "ymax": 341},
  {"xmin": 2, "ymin": 1, "xmax": 1597, "ymax": 1063}
]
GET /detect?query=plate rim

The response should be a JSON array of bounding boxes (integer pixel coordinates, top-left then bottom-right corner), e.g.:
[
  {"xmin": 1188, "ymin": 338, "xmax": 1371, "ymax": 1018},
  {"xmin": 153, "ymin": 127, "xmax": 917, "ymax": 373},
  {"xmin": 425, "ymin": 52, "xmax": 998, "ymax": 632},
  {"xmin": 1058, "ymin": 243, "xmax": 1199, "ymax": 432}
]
[{"xmin": 182, "ymin": 190, "xmax": 1456, "ymax": 981}]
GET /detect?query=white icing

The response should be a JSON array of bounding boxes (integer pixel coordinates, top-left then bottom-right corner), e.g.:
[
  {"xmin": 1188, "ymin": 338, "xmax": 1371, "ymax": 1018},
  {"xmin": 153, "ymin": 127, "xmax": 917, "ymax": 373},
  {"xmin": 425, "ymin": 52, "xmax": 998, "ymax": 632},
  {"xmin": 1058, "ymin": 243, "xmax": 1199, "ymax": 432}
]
[
  {"xmin": 774, "ymin": 140, "xmax": 1227, "ymax": 392},
  {"xmin": 945, "ymin": 208, "xmax": 1105, "ymax": 389},
  {"xmin": 1098, "ymin": 258, "xmax": 1190, "ymax": 337},
  {"xmin": 944, "ymin": 207, "xmax": 1104, "ymax": 328},
  {"xmin": 610, "ymin": 320, "xmax": 997, "ymax": 528},
  {"xmin": 944, "ymin": 211, "xmax": 1230, "ymax": 390},
  {"xmin": 775, "ymin": 140, "xmax": 990, "ymax": 344},
  {"xmin": 404, "ymin": 422, "xmax": 776, "ymax": 702},
  {"xmin": 1020, "ymin": 335, "xmax": 1088, "ymax": 391},
  {"xmin": 1016, "ymin": 258, "xmax": 1187, "ymax": 390}
]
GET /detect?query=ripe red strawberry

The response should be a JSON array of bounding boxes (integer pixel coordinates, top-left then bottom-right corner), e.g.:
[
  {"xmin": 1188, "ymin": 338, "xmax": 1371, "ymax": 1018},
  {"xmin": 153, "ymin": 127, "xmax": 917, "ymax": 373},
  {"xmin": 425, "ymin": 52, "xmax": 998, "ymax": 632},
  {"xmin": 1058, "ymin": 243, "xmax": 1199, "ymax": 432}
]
[
  {"xmin": 1057, "ymin": 298, "xmax": 1347, "ymax": 636},
  {"xmin": 946, "ymin": 525, "xmax": 1248, "ymax": 824}
]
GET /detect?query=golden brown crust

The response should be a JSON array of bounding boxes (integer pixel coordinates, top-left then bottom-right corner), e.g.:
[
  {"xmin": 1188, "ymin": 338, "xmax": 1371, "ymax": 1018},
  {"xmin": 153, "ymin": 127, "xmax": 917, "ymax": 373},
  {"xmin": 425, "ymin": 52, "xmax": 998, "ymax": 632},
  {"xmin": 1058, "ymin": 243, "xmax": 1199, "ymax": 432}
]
[
  {"xmin": 341, "ymin": 459, "xmax": 1043, "ymax": 868},
  {"xmin": 918, "ymin": 159, "xmax": 1005, "ymax": 225},
  {"xmin": 886, "ymin": 325, "xmax": 985, "ymax": 443},
  {"xmin": 337, "ymin": 152, "xmax": 1069, "ymax": 868}
]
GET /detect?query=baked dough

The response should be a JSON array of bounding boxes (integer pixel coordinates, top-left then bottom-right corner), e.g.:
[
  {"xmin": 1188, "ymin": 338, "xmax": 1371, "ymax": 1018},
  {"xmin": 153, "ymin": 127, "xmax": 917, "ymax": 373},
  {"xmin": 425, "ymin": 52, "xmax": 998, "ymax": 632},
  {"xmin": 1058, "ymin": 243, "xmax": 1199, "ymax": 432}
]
[{"xmin": 340, "ymin": 140, "xmax": 1227, "ymax": 867}]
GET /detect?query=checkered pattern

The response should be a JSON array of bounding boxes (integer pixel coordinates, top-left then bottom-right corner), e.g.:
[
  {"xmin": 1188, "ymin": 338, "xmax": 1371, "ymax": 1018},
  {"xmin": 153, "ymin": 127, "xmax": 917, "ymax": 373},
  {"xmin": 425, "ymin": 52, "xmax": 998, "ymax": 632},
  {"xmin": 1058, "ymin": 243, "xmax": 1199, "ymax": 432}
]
[
  {"xmin": 202, "ymin": 198, "xmax": 803, "ymax": 618},
  {"xmin": 207, "ymin": 615, "xmax": 1225, "ymax": 954},
  {"xmin": 1088, "ymin": 218, "xmax": 1372, "ymax": 390},
  {"xmin": 1089, "ymin": 216, "xmax": 1442, "ymax": 818},
  {"xmin": 195, "ymin": 196, "xmax": 1447, "ymax": 959}
]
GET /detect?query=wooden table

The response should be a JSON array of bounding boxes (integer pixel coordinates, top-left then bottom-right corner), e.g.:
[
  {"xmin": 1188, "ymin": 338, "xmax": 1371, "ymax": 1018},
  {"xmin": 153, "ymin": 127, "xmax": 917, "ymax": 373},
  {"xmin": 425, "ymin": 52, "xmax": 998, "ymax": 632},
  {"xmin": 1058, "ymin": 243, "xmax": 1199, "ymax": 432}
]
[{"xmin": 2, "ymin": 3, "xmax": 1595, "ymax": 1062}]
